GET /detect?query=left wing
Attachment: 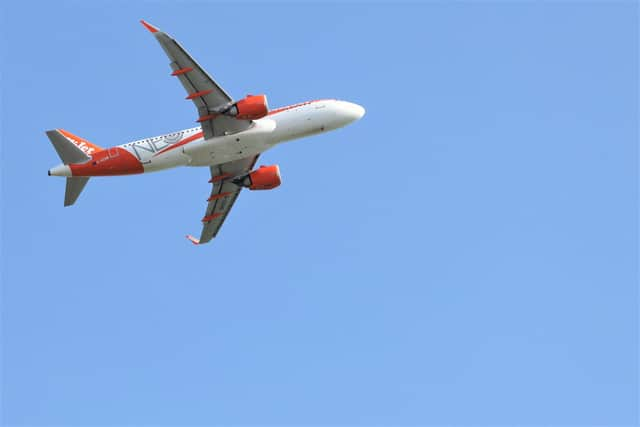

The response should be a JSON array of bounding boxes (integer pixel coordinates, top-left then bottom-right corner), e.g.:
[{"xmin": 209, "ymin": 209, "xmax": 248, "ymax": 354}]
[
  {"xmin": 186, "ymin": 155, "xmax": 259, "ymax": 245},
  {"xmin": 140, "ymin": 20, "xmax": 251, "ymax": 139}
]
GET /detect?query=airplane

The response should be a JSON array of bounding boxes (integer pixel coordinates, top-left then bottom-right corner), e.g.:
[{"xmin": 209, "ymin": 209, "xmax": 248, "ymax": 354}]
[{"xmin": 46, "ymin": 20, "xmax": 365, "ymax": 245}]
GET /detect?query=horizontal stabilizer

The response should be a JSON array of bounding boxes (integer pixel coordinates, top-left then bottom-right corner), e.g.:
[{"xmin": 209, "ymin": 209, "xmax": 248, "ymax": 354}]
[{"xmin": 65, "ymin": 177, "xmax": 90, "ymax": 207}]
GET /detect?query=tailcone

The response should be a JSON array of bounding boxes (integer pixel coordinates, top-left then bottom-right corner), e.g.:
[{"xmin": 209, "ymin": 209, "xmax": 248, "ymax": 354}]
[{"xmin": 49, "ymin": 164, "xmax": 72, "ymax": 177}]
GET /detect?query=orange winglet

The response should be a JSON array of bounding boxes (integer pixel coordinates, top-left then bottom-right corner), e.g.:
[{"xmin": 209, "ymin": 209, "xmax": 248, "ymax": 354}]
[
  {"xmin": 202, "ymin": 213, "xmax": 223, "ymax": 223},
  {"xmin": 208, "ymin": 173, "xmax": 231, "ymax": 183},
  {"xmin": 207, "ymin": 192, "xmax": 232, "ymax": 202},
  {"xmin": 186, "ymin": 235, "xmax": 200, "ymax": 245},
  {"xmin": 140, "ymin": 20, "xmax": 159, "ymax": 33},
  {"xmin": 186, "ymin": 89, "xmax": 213, "ymax": 100},
  {"xmin": 171, "ymin": 67, "xmax": 193, "ymax": 76},
  {"xmin": 196, "ymin": 114, "xmax": 218, "ymax": 123}
]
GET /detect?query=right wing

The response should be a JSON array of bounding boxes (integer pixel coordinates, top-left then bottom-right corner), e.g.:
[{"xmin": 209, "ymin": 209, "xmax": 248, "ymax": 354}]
[
  {"xmin": 186, "ymin": 155, "xmax": 259, "ymax": 245},
  {"xmin": 140, "ymin": 20, "xmax": 252, "ymax": 139}
]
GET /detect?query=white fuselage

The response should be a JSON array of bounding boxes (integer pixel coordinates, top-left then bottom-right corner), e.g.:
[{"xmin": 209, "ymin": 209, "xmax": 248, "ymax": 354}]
[{"xmin": 120, "ymin": 99, "xmax": 365, "ymax": 173}]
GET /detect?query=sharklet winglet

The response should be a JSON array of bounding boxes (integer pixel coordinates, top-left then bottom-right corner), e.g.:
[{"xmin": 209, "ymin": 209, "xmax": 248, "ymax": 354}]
[
  {"xmin": 186, "ymin": 235, "xmax": 200, "ymax": 245},
  {"xmin": 140, "ymin": 19, "xmax": 159, "ymax": 33}
]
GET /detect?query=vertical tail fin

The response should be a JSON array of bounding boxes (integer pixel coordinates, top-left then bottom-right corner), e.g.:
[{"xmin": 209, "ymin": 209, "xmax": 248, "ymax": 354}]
[
  {"xmin": 64, "ymin": 177, "xmax": 90, "ymax": 207},
  {"xmin": 46, "ymin": 130, "xmax": 91, "ymax": 164},
  {"xmin": 57, "ymin": 129, "xmax": 102, "ymax": 156}
]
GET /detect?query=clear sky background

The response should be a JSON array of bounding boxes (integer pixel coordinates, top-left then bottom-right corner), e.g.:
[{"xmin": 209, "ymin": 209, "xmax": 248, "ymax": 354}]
[{"xmin": 1, "ymin": 1, "xmax": 637, "ymax": 425}]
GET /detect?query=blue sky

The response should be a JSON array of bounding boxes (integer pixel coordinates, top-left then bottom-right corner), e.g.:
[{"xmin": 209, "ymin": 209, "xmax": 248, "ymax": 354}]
[{"xmin": 1, "ymin": 1, "xmax": 637, "ymax": 425}]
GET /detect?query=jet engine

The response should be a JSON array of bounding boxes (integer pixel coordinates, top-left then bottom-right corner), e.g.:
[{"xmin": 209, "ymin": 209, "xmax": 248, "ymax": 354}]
[
  {"xmin": 233, "ymin": 165, "xmax": 281, "ymax": 190},
  {"xmin": 222, "ymin": 94, "xmax": 269, "ymax": 120}
]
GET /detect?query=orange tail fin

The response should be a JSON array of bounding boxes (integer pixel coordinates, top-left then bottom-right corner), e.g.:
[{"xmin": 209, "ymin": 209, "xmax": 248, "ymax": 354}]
[{"xmin": 57, "ymin": 129, "xmax": 103, "ymax": 156}]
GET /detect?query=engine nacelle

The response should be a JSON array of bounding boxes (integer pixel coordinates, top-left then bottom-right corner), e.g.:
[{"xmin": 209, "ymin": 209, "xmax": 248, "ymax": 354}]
[
  {"xmin": 234, "ymin": 165, "xmax": 281, "ymax": 190},
  {"xmin": 226, "ymin": 94, "xmax": 269, "ymax": 120}
]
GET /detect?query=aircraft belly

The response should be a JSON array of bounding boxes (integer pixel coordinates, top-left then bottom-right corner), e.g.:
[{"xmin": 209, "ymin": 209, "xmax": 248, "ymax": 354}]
[
  {"xmin": 270, "ymin": 108, "xmax": 331, "ymax": 143},
  {"xmin": 186, "ymin": 140, "xmax": 266, "ymax": 166},
  {"xmin": 142, "ymin": 151, "xmax": 190, "ymax": 172},
  {"xmin": 184, "ymin": 119, "xmax": 276, "ymax": 166}
]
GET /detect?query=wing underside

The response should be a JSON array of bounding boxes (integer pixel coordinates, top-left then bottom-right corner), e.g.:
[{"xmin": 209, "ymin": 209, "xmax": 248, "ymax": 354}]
[
  {"xmin": 188, "ymin": 155, "xmax": 259, "ymax": 244},
  {"xmin": 141, "ymin": 20, "xmax": 251, "ymax": 139}
]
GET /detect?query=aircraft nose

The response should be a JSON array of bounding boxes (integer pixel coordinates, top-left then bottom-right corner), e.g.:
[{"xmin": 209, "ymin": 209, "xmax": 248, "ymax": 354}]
[{"xmin": 343, "ymin": 102, "xmax": 365, "ymax": 122}]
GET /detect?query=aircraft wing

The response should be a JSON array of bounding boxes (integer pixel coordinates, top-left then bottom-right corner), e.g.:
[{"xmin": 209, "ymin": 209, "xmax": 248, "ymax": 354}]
[
  {"xmin": 186, "ymin": 155, "xmax": 259, "ymax": 245},
  {"xmin": 141, "ymin": 20, "xmax": 251, "ymax": 139}
]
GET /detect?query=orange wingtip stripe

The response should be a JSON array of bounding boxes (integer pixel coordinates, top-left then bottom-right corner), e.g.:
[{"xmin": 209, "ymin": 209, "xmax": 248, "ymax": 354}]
[
  {"xmin": 202, "ymin": 213, "xmax": 223, "ymax": 223},
  {"xmin": 207, "ymin": 192, "xmax": 232, "ymax": 202},
  {"xmin": 186, "ymin": 89, "xmax": 213, "ymax": 100},
  {"xmin": 208, "ymin": 173, "xmax": 232, "ymax": 183},
  {"xmin": 171, "ymin": 67, "xmax": 193, "ymax": 76},
  {"xmin": 140, "ymin": 20, "xmax": 159, "ymax": 33},
  {"xmin": 186, "ymin": 235, "xmax": 200, "ymax": 245}
]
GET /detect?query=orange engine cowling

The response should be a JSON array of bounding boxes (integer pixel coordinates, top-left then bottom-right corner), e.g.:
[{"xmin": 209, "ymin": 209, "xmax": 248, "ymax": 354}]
[
  {"xmin": 234, "ymin": 165, "xmax": 281, "ymax": 190},
  {"xmin": 228, "ymin": 94, "xmax": 269, "ymax": 120}
]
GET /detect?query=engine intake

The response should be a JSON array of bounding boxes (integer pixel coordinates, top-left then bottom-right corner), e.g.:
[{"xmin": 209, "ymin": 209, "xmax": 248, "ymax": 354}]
[
  {"xmin": 224, "ymin": 94, "xmax": 269, "ymax": 120},
  {"xmin": 234, "ymin": 165, "xmax": 281, "ymax": 190}
]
